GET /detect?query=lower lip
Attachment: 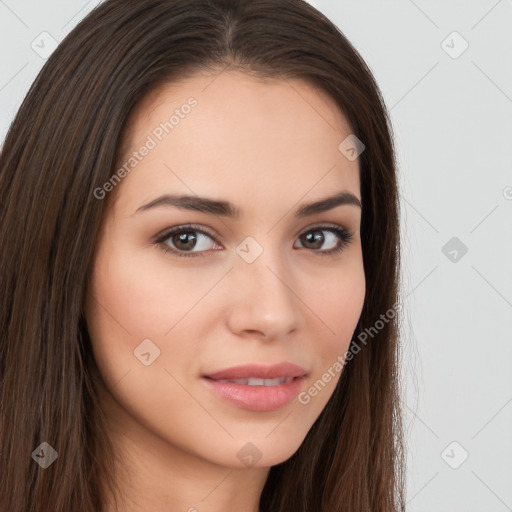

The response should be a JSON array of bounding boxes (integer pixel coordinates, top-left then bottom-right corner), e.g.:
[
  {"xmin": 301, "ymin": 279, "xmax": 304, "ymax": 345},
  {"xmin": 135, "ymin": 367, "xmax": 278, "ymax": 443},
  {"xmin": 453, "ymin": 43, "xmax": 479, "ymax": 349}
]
[{"xmin": 201, "ymin": 376, "xmax": 306, "ymax": 412}]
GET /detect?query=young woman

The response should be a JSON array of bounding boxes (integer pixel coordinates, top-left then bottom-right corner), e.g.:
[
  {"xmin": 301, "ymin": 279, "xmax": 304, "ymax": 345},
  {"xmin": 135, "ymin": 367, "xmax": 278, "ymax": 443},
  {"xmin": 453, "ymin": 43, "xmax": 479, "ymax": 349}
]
[{"xmin": 0, "ymin": 0, "xmax": 406, "ymax": 510}]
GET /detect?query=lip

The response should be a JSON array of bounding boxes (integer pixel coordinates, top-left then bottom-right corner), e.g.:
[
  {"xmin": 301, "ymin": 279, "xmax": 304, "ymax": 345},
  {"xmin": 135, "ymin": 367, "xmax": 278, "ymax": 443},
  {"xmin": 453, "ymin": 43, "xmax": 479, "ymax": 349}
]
[
  {"xmin": 201, "ymin": 363, "xmax": 308, "ymax": 412},
  {"xmin": 203, "ymin": 362, "xmax": 308, "ymax": 380},
  {"xmin": 201, "ymin": 376, "xmax": 306, "ymax": 412}
]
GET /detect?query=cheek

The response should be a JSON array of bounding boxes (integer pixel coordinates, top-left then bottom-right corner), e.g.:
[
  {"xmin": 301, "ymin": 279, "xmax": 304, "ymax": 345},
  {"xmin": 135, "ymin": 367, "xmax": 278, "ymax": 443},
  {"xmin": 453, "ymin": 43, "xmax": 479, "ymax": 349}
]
[
  {"xmin": 84, "ymin": 246, "xmax": 167, "ymax": 389},
  {"xmin": 87, "ymin": 246, "xmax": 212, "ymax": 339},
  {"xmin": 84, "ymin": 244, "xmax": 224, "ymax": 388},
  {"xmin": 289, "ymin": 282, "xmax": 364, "ymax": 426},
  {"xmin": 331, "ymin": 278, "xmax": 366, "ymax": 348},
  {"xmin": 307, "ymin": 258, "xmax": 366, "ymax": 354},
  {"xmin": 296, "ymin": 257, "xmax": 365, "ymax": 408},
  {"xmin": 84, "ymin": 248, "xmax": 206, "ymax": 439}
]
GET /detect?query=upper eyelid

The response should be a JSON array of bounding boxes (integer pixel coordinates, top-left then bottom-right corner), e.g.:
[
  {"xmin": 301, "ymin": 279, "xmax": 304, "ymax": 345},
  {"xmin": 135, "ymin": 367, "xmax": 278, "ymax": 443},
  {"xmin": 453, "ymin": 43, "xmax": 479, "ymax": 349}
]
[
  {"xmin": 154, "ymin": 222, "xmax": 352, "ymax": 243},
  {"xmin": 153, "ymin": 223, "xmax": 216, "ymax": 243},
  {"xmin": 154, "ymin": 223, "xmax": 354, "ymax": 260}
]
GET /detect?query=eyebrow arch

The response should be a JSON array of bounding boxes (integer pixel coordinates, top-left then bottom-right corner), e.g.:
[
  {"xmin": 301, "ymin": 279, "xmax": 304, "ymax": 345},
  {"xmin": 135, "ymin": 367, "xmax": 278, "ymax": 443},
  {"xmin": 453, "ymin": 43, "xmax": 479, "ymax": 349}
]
[{"xmin": 134, "ymin": 190, "xmax": 362, "ymax": 218}]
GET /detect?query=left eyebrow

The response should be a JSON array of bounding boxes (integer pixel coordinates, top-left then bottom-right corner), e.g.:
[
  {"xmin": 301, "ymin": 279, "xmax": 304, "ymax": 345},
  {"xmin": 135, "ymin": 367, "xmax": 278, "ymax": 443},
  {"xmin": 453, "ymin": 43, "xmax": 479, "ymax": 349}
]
[
  {"xmin": 295, "ymin": 191, "xmax": 362, "ymax": 216},
  {"xmin": 133, "ymin": 190, "xmax": 362, "ymax": 218}
]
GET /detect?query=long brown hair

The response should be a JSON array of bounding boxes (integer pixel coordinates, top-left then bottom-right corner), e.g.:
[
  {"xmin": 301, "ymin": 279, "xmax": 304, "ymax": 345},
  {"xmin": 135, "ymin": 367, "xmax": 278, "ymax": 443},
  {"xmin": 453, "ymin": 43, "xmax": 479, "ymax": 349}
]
[{"xmin": 0, "ymin": 0, "xmax": 406, "ymax": 510}]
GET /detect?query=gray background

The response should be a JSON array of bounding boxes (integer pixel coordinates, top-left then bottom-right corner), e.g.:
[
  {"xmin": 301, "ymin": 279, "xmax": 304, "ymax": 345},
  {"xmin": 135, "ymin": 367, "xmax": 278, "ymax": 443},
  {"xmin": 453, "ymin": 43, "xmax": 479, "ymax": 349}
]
[{"xmin": 1, "ymin": 1, "xmax": 511, "ymax": 510}]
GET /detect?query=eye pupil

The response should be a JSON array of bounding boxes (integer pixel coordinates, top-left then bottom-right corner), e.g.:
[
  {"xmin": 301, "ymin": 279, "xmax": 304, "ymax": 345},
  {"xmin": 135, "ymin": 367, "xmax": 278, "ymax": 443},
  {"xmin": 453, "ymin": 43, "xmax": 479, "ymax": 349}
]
[
  {"xmin": 302, "ymin": 230, "xmax": 324, "ymax": 249},
  {"xmin": 174, "ymin": 231, "xmax": 197, "ymax": 250}
]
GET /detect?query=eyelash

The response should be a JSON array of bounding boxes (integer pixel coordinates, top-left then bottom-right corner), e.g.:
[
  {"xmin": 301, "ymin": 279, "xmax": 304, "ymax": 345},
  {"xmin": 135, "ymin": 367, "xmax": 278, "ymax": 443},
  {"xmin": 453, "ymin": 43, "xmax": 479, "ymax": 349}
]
[{"xmin": 153, "ymin": 223, "xmax": 354, "ymax": 259}]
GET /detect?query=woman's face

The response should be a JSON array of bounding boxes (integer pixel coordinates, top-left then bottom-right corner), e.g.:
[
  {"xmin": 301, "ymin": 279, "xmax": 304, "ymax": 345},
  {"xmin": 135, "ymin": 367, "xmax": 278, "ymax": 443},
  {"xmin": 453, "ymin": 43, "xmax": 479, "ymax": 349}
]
[{"xmin": 85, "ymin": 70, "xmax": 365, "ymax": 471}]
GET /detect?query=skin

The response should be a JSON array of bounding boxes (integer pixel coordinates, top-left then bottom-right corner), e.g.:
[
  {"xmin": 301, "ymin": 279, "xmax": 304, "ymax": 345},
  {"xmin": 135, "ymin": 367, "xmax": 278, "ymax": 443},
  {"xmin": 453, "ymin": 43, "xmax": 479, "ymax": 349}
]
[{"xmin": 84, "ymin": 69, "xmax": 366, "ymax": 512}]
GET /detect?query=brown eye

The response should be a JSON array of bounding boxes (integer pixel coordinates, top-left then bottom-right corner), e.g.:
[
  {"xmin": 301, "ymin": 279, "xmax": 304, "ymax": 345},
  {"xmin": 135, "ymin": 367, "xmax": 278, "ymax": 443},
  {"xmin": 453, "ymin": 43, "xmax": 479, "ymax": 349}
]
[
  {"xmin": 155, "ymin": 224, "xmax": 221, "ymax": 258},
  {"xmin": 295, "ymin": 226, "xmax": 353, "ymax": 255},
  {"xmin": 154, "ymin": 224, "xmax": 354, "ymax": 259},
  {"xmin": 170, "ymin": 231, "xmax": 199, "ymax": 251}
]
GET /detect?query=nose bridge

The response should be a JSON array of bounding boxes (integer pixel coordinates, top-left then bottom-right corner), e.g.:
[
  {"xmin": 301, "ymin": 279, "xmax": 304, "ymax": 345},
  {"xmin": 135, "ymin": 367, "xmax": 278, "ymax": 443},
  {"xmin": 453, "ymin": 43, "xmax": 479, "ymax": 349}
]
[{"xmin": 227, "ymin": 237, "xmax": 301, "ymax": 338}]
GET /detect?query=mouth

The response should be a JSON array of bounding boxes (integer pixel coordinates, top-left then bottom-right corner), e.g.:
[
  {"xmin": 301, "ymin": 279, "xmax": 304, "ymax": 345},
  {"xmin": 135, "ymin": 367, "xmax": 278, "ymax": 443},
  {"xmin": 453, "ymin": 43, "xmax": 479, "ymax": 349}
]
[
  {"xmin": 201, "ymin": 363, "xmax": 308, "ymax": 412},
  {"xmin": 202, "ymin": 362, "xmax": 308, "ymax": 380},
  {"xmin": 211, "ymin": 376, "xmax": 295, "ymax": 386}
]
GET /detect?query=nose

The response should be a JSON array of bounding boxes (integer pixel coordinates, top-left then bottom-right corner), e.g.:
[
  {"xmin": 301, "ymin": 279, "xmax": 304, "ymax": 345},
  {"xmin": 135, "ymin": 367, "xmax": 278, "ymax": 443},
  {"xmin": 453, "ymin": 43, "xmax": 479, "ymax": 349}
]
[{"xmin": 225, "ymin": 247, "xmax": 302, "ymax": 341}]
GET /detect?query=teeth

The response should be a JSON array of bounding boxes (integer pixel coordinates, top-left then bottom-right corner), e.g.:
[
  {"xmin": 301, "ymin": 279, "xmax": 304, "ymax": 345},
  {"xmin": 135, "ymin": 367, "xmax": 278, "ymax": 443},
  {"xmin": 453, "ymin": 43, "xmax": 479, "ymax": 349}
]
[{"xmin": 216, "ymin": 377, "xmax": 294, "ymax": 386}]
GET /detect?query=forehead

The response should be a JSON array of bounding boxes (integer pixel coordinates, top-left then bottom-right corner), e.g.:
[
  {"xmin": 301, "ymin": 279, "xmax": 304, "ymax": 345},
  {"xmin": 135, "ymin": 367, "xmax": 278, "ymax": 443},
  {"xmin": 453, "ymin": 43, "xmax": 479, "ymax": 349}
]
[
  {"xmin": 113, "ymin": 70, "xmax": 361, "ymax": 213},
  {"xmin": 125, "ymin": 68, "xmax": 351, "ymax": 135}
]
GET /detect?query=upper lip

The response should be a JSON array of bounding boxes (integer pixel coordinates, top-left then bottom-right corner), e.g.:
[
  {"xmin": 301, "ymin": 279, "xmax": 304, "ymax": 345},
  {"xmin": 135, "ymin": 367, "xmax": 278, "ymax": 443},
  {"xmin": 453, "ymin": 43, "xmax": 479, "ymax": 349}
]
[{"xmin": 203, "ymin": 363, "xmax": 308, "ymax": 380}]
